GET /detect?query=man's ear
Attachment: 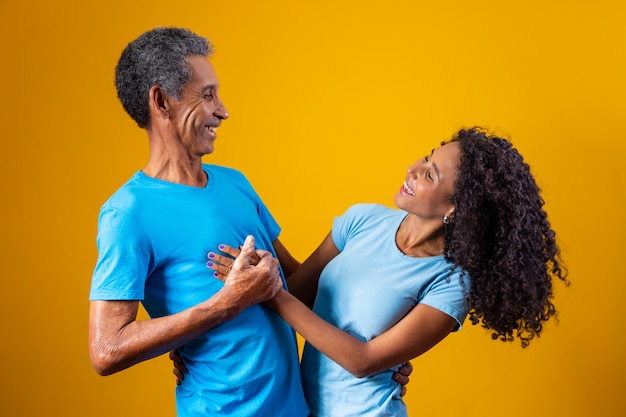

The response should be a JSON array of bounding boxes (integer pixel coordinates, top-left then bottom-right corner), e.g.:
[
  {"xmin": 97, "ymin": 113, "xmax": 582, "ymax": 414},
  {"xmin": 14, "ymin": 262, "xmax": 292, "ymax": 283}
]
[{"xmin": 148, "ymin": 85, "xmax": 170, "ymax": 119}]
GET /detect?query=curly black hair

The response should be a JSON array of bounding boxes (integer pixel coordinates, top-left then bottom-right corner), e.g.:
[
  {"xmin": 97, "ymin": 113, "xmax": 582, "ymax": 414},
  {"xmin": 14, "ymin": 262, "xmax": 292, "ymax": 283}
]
[
  {"xmin": 443, "ymin": 127, "xmax": 568, "ymax": 348},
  {"xmin": 115, "ymin": 27, "xmax": 213, "ymax": 129}
]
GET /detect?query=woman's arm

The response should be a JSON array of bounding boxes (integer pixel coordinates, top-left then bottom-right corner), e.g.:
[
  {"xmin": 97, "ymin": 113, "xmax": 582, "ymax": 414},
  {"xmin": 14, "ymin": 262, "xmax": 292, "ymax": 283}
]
[
  {"xmin": 214, "ymin": 233, "xmax": 338, "ymax": 308},
  {"xmin": 266, "ymin": 289, "xmax": 457, "ymax": 378},
  {"xmin": 272, "ymin": 239, "xmax": 301, "ymax": 278},
  {"xmin": 209, "ymin": 234, "xmax": 426, "ymax": 381},
  {"xmin": 280, "ymin": 233, "xmax": 339, "ymax": 308}
]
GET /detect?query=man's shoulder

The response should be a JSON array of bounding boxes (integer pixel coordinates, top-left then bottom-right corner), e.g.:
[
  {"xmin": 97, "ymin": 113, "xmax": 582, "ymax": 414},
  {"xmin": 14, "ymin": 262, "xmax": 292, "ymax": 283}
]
[
  {"xmin": 203, "ymin": 163, "xmax": 242, "ymax": 175},
  {"xmin": 203, "ymin": 164, "xmax": 250, "ymax": 185},
  {"xmin": 101, "ymin": 172, "xmax": 150, "ymax": 212}
]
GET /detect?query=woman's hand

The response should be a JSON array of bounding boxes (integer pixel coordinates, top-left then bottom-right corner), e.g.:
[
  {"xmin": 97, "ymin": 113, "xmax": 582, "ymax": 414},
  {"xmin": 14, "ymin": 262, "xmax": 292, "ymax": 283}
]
[
  {"xmin": 218, "ymin": 237, "xmax": 282, "ymax": 308},
  {"xmin": 394, "ymin": 361, "xmax": 413, "ymax": 397},
  {"xmin": 169, "ymin": 349, "xmax": 187, "ymax": 385},
  {"xmin": 207, "ymin": 244, "xmax": 260, "ymax": 281}
]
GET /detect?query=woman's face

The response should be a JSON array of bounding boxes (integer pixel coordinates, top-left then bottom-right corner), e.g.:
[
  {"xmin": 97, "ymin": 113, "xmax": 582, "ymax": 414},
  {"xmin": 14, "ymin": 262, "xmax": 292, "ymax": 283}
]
[{"xmin": 394, "ymin": 141, "xmax": 460, "ymax": 221}]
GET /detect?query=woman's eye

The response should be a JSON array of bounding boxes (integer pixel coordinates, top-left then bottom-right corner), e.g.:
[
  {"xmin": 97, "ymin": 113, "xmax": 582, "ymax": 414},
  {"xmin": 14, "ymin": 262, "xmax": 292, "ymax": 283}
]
[{"xmin": 427, "ymin": 171, "xmax": 433, "ymax": 181}]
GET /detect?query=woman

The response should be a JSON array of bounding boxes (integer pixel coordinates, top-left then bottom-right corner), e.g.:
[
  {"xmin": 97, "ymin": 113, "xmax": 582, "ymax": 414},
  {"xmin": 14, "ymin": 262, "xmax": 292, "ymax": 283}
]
[{"xmin": 208, "ymin": 127, "xmax": 567, "ymax": 416}]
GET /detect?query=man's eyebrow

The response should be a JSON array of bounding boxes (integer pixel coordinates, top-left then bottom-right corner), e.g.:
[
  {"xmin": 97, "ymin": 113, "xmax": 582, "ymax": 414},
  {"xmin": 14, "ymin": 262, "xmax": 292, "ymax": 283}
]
[{"xmin": 201, "ymin": 84, "xmax": 217, "ymax": 94}]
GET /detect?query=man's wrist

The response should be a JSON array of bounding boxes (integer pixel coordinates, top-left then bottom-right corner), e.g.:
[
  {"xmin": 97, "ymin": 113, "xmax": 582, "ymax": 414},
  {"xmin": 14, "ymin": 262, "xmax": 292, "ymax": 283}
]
[{"xmin": 209, "ymin": 285, "xmax": 245, "ymax": 320}]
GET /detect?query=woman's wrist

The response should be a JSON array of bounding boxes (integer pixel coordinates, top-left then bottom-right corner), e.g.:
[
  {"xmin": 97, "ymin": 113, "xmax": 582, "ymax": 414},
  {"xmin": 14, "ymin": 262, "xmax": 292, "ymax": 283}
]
[{"xmin": 265, "ymin": 288, "xmax": 288, "ymax": 310}]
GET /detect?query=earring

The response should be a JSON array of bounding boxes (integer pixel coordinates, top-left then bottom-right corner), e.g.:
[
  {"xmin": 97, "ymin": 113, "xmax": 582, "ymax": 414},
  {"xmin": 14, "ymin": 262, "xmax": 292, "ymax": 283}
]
[{"xmin": 443, "ymin": 215, "xmax": 449, "ymax": 224}]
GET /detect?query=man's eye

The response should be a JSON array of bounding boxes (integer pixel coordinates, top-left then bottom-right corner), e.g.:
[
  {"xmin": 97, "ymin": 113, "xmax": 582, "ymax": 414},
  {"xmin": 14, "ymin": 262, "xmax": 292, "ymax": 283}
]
[{"xmin": 427, "ymin": 171, "xmax": 433, "ymax": 181}]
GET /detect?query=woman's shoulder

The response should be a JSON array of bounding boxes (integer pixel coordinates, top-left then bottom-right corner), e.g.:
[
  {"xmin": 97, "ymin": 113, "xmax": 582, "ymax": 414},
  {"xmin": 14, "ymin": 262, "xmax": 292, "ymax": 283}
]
[
  {"xmin": 337, "ymin": 204, "xmax": 403, "ymax": 231},
  {"xmin": 344, "ymin": 203, "xmax": 400, "ymax": 218}
]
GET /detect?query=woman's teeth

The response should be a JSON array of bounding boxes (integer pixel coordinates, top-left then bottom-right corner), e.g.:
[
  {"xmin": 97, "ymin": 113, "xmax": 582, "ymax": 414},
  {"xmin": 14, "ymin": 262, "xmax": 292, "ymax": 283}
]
[{"xmin": 403, "ymin": 181, "xmax": 415, "ymax": 196}]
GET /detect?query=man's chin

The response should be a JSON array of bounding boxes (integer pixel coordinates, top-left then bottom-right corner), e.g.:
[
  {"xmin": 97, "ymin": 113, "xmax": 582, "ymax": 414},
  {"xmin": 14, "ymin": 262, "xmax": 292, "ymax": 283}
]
[{"xmin": 200, "ymin": 141, "xmax": 216, "ymax": 156}]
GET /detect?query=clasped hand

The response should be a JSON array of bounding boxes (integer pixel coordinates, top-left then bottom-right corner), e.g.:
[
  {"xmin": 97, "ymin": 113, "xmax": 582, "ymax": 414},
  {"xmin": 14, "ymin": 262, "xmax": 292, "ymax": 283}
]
[
  {"xmin": 174, "ymin": 236, "xmax": 414, "ymax": 395},
  {"xmin": 207, "ymin": 235, "xmax": 282, "ymax": 308}
]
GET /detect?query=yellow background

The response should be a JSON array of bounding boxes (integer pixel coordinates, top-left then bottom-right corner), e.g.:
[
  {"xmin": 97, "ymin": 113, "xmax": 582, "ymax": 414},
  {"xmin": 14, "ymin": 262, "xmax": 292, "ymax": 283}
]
[{"xmin": 1, "ymin": 1, "xmax": 624, "ymax": 416}]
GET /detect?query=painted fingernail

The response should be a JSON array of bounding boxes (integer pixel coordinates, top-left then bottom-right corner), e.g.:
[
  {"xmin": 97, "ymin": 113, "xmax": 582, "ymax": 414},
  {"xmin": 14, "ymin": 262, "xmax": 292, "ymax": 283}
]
[
  {"xmin": 218, "ymin": 244, "xmax": 225, "ymax": 250},
  {"xmin": 213, "ymin": 271, "xmax": 219, "ymax": 277},
  {"xmin": 206, "ymin": 261, "xmax": 214, "ymax": 268},
  {"xmin": 208, "ymin": 252, "xmax": 215, "ymax": 259}
]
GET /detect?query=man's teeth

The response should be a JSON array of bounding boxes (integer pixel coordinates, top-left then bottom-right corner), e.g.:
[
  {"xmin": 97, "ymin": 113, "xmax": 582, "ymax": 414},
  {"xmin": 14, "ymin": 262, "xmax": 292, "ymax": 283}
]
[
  {"xmin": 403, "ymin": 181, "xmax": 415, "ymax": 196},
  {"xmin": 208, "ymin": 127, "xmax": 216, "ymax": 132}
]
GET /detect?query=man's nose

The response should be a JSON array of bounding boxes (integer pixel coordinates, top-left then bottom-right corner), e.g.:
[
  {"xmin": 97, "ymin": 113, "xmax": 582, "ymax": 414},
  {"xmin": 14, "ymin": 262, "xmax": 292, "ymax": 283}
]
[{"xmin": 215, "ymin": 100, "xmax": 229, "ymax": 120}]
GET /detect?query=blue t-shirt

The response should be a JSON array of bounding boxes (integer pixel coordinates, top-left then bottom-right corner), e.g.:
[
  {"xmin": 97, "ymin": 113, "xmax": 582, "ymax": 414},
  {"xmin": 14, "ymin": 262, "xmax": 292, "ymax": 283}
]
[
  {"xmin": 301, "ymin": 204, "xmax": 469, "ymax": 417},
  {"xmin": 90, "ymin": 164, "xmax": 309, "ymax": 417}
]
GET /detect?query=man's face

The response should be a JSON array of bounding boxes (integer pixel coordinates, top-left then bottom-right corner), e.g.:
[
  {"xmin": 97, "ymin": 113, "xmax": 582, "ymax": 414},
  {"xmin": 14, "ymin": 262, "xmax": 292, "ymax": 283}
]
[{"xmin": 167, "ymin": 55, "xmax": 229, "ymax": 158}]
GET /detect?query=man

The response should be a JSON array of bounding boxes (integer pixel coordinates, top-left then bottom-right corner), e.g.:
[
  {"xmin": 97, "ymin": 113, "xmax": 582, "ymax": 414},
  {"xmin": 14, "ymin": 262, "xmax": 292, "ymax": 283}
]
[{"xmin": 88, "ymin": 27, "xmax": 309, "ymax": 416}]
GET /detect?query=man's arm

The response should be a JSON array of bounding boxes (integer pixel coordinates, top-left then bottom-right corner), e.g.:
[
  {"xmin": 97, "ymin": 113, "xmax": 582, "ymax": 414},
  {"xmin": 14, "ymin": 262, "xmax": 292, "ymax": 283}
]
[{"xmin": 89, "ymin": 236, "xmax": 282, "ymax": 376}]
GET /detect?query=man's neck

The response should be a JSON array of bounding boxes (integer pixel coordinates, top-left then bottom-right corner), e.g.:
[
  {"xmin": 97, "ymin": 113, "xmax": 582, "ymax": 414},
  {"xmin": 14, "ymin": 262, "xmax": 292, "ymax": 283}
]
[
  {"xmin": 143, "ymin": 130, "xmax": 208, "ymax": 187},
  {"xmin": 143, "ymin": 158, "xmax": 208, "ymax": 187}
]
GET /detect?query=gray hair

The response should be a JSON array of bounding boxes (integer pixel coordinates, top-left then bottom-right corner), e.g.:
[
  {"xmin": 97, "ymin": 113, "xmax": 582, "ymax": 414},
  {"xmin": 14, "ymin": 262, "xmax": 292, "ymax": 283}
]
[{"xmin": 115, "ymin": 27, "xmax": 214, "ymax": 128}]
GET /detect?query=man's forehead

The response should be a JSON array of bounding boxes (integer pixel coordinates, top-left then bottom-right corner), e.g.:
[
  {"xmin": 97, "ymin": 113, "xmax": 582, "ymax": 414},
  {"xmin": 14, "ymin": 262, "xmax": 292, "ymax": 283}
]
[{"xmin": 186, "ymin": 55, "xmax": 220, "ymax": 86}]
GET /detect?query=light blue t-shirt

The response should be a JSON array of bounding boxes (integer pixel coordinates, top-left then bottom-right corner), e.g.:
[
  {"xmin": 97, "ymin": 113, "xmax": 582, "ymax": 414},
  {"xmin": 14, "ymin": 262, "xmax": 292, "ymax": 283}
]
[
  {"xmin": 301, "ymin": 204, "xmax": 469, "ymax": 417},
  {"xmin": 90, "ymin": 164, "xmax": 309, "ymax": 417}
]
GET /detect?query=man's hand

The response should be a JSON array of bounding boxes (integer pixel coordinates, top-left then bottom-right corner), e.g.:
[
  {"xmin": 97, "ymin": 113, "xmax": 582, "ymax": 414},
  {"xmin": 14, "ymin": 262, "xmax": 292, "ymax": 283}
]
[
  {"xmin": 216, "ymin": 236, "xmax": 283, "ymax": 310},
  {"xmin": 89, "ymin": 236, "xmax": 281, "ymax": 376}
]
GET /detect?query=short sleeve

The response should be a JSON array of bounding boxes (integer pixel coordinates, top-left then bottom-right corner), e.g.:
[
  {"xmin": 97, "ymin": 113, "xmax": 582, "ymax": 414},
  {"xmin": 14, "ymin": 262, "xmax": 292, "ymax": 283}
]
[
  {"xmin": 331, "ymin": 204, "xmax": 372, "ymax": 251},
  {"xmin": 255, "ymin": 191, "xmax": 281, "ymax": 242},
  {"xmin": 89, "ymin": 206, "xmax": 152, "ymax": 300},
  {"xmin": 419, "ymin": 269, "xmax": 469, "ymax": 331}
]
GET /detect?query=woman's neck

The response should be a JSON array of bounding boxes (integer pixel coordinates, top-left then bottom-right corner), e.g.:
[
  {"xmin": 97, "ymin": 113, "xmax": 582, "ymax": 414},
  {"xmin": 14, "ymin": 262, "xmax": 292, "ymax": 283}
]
[{"xmin": 395, "ymin": 214, "xmax": 446, "ymax": 258}]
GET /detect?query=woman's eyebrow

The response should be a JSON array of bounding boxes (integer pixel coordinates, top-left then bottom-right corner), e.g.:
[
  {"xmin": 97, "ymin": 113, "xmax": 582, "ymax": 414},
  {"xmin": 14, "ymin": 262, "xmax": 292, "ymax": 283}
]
[{"xmin": 429, "ymin": 149, "xmax": 440, "ymax": 180}]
